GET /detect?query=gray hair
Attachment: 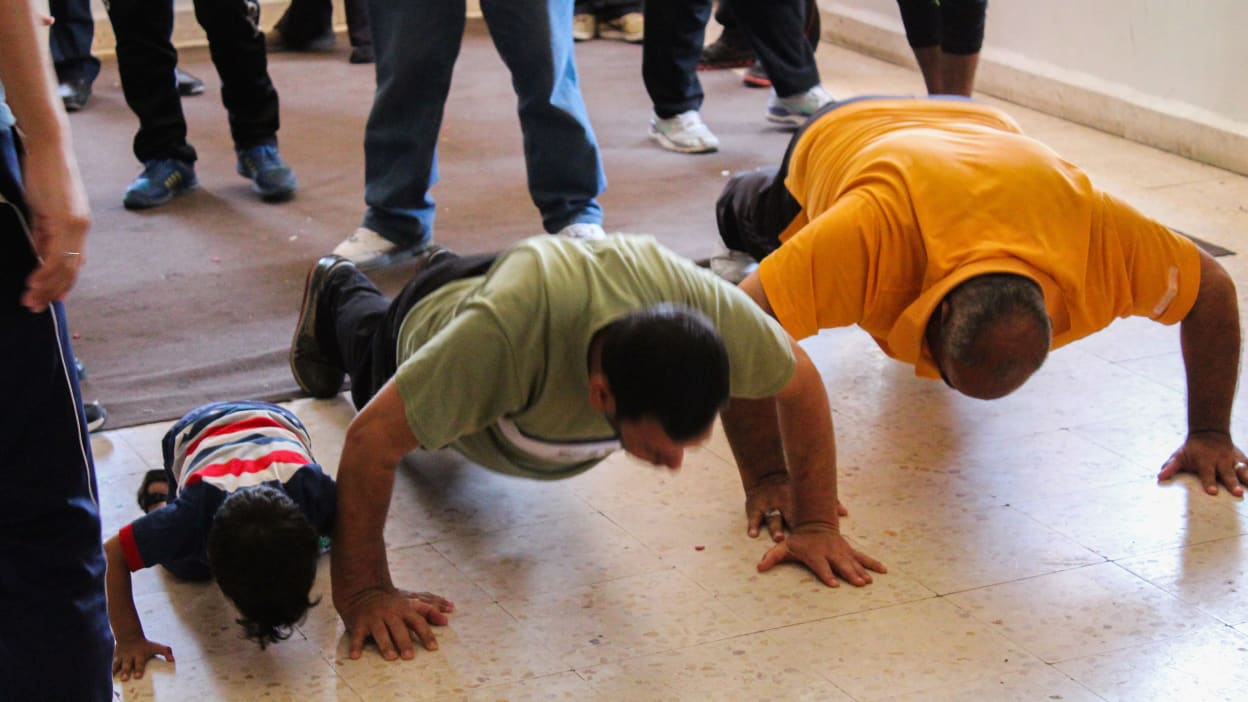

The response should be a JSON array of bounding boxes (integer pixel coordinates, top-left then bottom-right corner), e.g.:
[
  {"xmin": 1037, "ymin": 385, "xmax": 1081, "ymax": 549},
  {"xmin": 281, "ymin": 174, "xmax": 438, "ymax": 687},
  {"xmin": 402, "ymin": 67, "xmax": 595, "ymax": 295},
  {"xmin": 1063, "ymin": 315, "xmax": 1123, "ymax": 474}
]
[{"xmin": 941, "ymin": 274, "xmax": 1051, "ymax": 375}]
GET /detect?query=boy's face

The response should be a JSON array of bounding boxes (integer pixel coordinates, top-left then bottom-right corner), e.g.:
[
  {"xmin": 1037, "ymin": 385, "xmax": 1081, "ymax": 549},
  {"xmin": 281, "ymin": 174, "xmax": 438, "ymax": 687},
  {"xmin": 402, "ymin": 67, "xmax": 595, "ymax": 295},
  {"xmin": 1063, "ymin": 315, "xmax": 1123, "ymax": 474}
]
[{"xmin": 612, "ymin": 415, "xmax": 711, "ymax": 471}]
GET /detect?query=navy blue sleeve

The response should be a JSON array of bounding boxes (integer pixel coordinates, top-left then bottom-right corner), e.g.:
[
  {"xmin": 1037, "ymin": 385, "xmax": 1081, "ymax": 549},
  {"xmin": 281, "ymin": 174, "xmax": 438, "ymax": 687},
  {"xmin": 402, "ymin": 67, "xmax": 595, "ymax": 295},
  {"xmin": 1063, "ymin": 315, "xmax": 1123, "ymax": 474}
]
[
  {"xmin": 120, "ymin": 484, "xmax": 223, "ymax": 571},
  {"xmin": 282, "ymin": 464, "xmax": 337, "ymax": 536}
]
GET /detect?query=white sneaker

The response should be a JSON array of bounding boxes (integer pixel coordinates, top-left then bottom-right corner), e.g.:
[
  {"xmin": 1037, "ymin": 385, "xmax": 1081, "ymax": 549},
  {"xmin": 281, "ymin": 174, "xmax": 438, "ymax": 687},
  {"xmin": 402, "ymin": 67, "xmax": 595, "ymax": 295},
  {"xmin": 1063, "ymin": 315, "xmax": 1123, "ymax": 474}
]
[
  {"xmin": 332, "ymin": 227, "xmax": 421, "ymax": 270},
  {"xmin": 766, "ymin": 84, "xmax": 833, "ymax": 127},
  {"xmin": 709, "ymin": 248, "xmax": 759, "ymax": 284},
  {"xmin": 649, "ymin": 110, "xmax": 720, "ymax": 154},
  {"xmin": 558, "ymin": 222, "xmax": 606, "ymax": 240}
]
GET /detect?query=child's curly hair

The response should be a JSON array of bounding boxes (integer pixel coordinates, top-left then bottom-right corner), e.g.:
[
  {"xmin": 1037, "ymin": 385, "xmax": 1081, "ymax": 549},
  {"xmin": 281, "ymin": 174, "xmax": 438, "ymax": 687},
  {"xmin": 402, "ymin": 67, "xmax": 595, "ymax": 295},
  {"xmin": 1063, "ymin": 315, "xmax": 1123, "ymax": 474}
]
[{"xmin": 207, "ymin": 485, "xmax": 321, "ymax": 648}]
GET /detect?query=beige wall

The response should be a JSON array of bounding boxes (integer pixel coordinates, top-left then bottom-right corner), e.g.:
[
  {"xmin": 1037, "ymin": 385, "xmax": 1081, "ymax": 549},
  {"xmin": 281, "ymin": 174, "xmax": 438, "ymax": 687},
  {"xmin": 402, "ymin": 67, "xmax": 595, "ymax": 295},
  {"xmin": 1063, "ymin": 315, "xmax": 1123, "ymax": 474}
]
[{"xmin": 821, "ymin": 0, "xmax": 1248, "ymax": 174}]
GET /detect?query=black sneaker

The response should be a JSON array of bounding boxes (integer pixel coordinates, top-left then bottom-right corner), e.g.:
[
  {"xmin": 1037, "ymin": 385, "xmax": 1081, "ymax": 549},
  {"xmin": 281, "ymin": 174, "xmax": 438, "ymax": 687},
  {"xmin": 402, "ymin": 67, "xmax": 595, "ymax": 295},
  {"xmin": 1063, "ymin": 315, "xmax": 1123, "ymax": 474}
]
[
  {"xmin": 290, "ymin": 256, "xmax": 352, "ymax": 398},
  {"xmin": 84, "ymin": 401, "xmax": 107, "ymax": 433},
  {"xmin": 236, "ymin": 144, "xmax": 297, "ymax": 202},
  {"xmin": 58, "ymin": 77, "xmax": 92, "ymax": 112},
  {"xmin": 349, "ymin": 45, "xmax": 375, "ymax": 64},
  {"xmin": 699, "ymin": 27, "xmax": 755, "ymax": 70},
  {"xmin": 175, "ymin": 68, "xmax": 205, "ymax": 97}
]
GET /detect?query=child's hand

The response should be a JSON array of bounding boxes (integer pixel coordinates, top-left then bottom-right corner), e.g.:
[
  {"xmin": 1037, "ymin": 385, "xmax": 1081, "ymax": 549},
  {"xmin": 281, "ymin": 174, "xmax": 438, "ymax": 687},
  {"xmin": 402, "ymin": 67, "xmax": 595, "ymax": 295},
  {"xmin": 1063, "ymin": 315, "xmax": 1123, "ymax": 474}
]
[{"xmin": 112, "ymin": 636, "xmax": 174, "ymax": 681}]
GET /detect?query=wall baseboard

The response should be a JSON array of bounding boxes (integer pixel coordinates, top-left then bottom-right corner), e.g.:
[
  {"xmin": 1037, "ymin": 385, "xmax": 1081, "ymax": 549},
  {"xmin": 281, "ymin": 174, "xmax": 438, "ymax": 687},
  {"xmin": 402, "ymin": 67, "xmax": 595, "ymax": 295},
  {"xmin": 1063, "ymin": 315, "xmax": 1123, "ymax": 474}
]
[{"xmin": 821, "ymin": 6, "xmax": 1248, "ymax": 176}]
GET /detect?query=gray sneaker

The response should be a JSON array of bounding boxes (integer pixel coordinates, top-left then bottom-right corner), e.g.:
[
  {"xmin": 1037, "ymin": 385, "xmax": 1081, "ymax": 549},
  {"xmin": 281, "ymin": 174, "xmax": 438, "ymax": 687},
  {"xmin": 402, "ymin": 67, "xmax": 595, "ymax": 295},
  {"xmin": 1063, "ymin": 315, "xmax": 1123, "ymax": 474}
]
[
  {"xmin": 649, "ymin": 110, "xmax": 720, "ymax": 154},
  {"xmin": 332, "ymin": 227, "xmax": 423, "ymax": 270},
  {"xmin": 767, "ymin": 85, "xmax": 833, "ymax": 127}
]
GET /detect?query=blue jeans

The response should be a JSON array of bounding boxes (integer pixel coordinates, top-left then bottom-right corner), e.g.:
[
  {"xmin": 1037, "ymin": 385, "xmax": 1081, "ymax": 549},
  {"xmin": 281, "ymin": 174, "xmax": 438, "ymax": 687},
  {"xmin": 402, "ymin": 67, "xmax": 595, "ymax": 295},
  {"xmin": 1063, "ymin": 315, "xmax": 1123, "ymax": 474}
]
[
  {"xmin": 362, "ymin": 0, "xmax": 606, "ymax": 247},
  {"xmin": 49, "ymin": 0, "xmax": 102, "ymax": 84}
]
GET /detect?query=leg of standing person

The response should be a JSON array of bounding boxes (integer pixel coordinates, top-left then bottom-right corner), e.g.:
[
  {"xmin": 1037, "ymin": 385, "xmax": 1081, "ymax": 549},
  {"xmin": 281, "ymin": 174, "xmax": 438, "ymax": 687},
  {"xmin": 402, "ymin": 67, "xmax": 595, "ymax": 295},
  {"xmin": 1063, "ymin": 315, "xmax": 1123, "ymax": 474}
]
[
  {"xmin": 337, "ymin": 0, "xmax": 468, "ymax": 269},
  {"xmin": 0, "ymin": 128, "xmax": 114, "ymax": 702},
  {"xmin": 106, "ymin": 0, "xmax": 200, "ymax": 208},
  {"xmin": 898, "ymin": 0, "xmax": 985, "ymax": 96},
  {"xmin": 700, "ymin": 0, "xmax": 756, "ymax": 69},
  {"xmin": 937, "ymin": 0, "xmax": 986, "ymax": 97},
  {"xmin": 192, "ymin": 0, "xmax": 297, "ymax": 201},
  {"xmin": 643, "ymin": 0, "xmax": 720, "ymax": 154},
  {"xmin": 345, "ymin": 0, "xmax": 375, "ymax": 63},
  {"xmin": 268, "ymin": 0, "xmax": 336, "ymax": 51},
  {"xmin": 729, "ymin": 0, "xmax": 829, "ymax": 126},
  {"xmin": 484, "ymin": 0, "xmax": 606, "ymax": 234},
  {"xmin": 48, "ymin": 0, "xmax": 102, "ymax": 112},
  {"xmin": 897, "ymin": 0, "xmax": 944, "ymax": 93}
]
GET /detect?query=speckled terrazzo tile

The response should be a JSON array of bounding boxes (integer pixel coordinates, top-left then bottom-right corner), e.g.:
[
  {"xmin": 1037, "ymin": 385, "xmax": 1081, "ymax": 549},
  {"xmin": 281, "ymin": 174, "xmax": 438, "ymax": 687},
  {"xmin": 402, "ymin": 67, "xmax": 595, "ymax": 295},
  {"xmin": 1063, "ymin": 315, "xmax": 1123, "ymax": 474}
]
[
  {"xmin": 766, "ymin": 598, "xmax": 1044, "ymax": 700},
  {"xmin": 121, "ymin": 575, "xmax": 277, "ymax": 668},
  {"xmin": 876, "ymin": 664, "xmax": 1102, "ymax": 702},
  {"xmin": 430, "ymin": 509, "xmax": 667, "ymax": 600},
  {"xmin": 327, "ymin": 600, "xmax": 569, "ymax": 700},
  {"xmin": 947, "ymin": 562, "xmax": 1222, "ymax": 663},
  {"xmin": 1117, "ymin": 536, "xmax": 1248, "ymax": 626},
  {"xmin": 113, "ymin": 636, "xmax": 355, "ymax": 702},
  {"xmin": 1010, "ymin": 477, "xmax": 1245, "ymax": 560},
  {"xmin": 97, "ymin": 465, "xmax": 158, "ymax": 539},
  {"xmin": 446, "ymin": 672, "xmax": 606, "ymax": 702},
  {"xmin": 498, "ymin": 570, "xmax": 754, "ymax": 669},
  {"xmin": 1068, "ymin": 316, "xmax": 1183, "ymax": 364},
  {"xmin": 849, "ymin": 503, "xmax": 1104, "ymax": 595},
  {"xmin": 601, "ymin": 497, "xmax": 933, "ymax": 627},
  {"xmin": 579, "ymin": 634, "xmax": 854, "ymax": 701},
  {"xmin": 381, "ymin": 450, "xmax": 597, "ymax": 549},
  {"xmin": 305, "ymin": 546, "xmax": 568, "ymax": 700},
  {"xmin": 943, "ymin": 428, "xmax": 1157, "ymax": 503},
  {"xmin": 1054, "ymin": 626, "xmax": 1248, "ymax": 702},
  {"xmin": 297, "ymin": 545, "xmax": 493, "ymax": 657},
  {"xmin": 91, "ymin": 429, "xmax": 155, "ymax": 481},
  {"xmin": 566, "ymin": 441, "xmax": 745, "ymax": 516},
  {"xmin": 107, "ymin": 418, "xmax": 178, "ymax": 472}
]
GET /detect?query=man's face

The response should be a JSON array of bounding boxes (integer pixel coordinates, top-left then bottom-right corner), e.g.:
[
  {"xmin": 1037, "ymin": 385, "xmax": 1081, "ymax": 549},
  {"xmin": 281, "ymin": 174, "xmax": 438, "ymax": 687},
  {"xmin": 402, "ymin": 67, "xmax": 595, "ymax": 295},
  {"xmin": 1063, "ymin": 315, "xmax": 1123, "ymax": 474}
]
[{"xmin": 612, "ymin": 415, "xmax": 712, "ymax": 470}]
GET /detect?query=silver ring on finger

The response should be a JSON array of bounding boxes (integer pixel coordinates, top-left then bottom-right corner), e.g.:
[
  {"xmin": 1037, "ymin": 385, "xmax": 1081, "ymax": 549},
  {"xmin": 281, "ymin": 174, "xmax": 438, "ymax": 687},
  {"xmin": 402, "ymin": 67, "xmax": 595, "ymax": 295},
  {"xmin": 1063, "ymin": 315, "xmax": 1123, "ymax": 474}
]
[{"xmin": 763, "ymin": 509, "xmax": 782, "ymax": 519}]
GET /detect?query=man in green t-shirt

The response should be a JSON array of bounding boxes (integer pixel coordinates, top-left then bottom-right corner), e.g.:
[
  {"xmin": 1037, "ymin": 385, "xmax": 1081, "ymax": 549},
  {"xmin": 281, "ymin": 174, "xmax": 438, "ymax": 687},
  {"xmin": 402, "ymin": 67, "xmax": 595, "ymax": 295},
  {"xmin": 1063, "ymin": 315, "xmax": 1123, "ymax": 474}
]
[{"xmin": 290, "ymin": 234, "xmax": 884, "ymax": 661}]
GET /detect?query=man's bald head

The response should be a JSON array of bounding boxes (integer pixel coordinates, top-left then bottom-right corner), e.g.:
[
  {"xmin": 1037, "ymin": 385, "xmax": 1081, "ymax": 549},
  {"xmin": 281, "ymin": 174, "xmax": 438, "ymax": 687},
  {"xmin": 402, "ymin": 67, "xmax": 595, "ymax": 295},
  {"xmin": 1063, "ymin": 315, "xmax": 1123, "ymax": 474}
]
[{"xmin": 928, "ymin": 274, "xmax": 1052, "ymax": 400}]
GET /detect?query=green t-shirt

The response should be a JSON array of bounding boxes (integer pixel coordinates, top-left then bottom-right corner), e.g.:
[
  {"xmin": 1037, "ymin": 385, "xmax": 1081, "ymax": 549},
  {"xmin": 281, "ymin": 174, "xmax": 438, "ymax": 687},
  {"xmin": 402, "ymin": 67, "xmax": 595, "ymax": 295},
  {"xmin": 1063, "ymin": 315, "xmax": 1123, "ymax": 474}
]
[{"xmin": 394, "ymin": 235, "xmax": 796, "ymax": 479}]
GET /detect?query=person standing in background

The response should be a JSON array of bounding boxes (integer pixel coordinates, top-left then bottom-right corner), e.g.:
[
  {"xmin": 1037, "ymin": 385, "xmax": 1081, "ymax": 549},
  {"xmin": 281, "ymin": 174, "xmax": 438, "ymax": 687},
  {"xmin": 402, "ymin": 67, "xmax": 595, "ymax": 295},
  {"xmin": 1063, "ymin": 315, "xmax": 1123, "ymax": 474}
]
[
  {"xmin": 0, "ymin": 1, "xmax": 114, "ymax": 698},
  {"xmin": 897, "ymin": 0, "xmax": 987, "ymax": 96}
]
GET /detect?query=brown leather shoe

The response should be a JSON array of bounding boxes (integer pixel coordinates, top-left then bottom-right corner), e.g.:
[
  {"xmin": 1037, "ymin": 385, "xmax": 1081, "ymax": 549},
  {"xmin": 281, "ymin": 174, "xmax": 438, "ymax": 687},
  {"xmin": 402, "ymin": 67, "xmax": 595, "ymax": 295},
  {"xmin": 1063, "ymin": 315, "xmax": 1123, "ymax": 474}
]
[{"xmin": 290, "ymin": 255, "xmax": 352, "ymax": 398}]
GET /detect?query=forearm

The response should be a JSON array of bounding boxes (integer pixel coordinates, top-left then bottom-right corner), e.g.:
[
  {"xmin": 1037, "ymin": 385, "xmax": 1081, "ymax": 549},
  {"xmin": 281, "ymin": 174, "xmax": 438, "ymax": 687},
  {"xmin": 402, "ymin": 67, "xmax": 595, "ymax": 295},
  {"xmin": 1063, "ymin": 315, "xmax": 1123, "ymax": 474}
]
[
  {"xmin": 0, "ymin": 1, "xmax": 70, "ymax": 146},
  {"xmin": 721, "ymin": 396, "xmax": 788, "ymax": 491},
  {"xmin": 331, "ymin": 383, "xmax": 419, "ymax": 611},
  {"xmin": 103, "ymin": 536, "xmax": 146, "ymax": 642},
  {"xmin": 775, "ymin": 346, "xmax": 841, "ymax": 527},
  {"xmin": 332, "ymin": 434, "xmax": 402, "ymax": 609},
  {"xmin": 1182, "ymin": 251, "xmax": 1241, "ymax": 435}
]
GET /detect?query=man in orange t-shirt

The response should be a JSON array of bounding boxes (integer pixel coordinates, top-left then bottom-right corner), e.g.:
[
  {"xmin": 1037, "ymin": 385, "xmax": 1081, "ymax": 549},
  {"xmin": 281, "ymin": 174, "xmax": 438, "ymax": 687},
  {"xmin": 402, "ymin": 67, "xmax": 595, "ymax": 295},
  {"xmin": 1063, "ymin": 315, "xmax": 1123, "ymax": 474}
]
[{"xmin": 716, "ymin": 96, "xmax": 1245, "ymax": 520}]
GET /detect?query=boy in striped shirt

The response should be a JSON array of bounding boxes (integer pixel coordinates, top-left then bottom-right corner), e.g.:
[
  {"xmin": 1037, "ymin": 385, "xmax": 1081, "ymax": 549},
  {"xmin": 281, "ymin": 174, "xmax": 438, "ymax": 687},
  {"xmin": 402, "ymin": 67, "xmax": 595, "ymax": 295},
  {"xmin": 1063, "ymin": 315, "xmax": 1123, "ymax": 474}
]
[{"xmin": 103, "ymin": 401, "xmax": 341, "ymax": 680}]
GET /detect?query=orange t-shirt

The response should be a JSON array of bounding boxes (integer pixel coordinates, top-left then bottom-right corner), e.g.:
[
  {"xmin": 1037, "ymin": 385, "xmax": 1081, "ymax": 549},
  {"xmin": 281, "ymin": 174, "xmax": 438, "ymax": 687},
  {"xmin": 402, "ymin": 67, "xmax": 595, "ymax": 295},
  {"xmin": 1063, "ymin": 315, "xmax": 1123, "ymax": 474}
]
[{"xmin": 758, "ymin": 98, "xmax": 1202, "ymax": 378}]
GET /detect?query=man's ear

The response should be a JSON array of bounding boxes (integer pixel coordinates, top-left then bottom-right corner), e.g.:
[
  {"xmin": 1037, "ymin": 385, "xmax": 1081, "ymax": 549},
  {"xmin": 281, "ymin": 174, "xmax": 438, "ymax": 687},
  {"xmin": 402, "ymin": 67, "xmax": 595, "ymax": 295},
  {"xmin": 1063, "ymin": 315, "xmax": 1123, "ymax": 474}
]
[{"xmin": 587, "ymin": 373, "xmax": 614, "ymax": 414}]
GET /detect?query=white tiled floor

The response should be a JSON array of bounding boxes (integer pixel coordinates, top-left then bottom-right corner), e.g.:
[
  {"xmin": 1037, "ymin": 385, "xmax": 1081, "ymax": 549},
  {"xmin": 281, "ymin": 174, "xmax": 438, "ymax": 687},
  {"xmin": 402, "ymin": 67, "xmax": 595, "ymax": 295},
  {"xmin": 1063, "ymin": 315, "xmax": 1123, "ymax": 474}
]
[{"xmin": 98, "ymin": 36, "xmax": 1248, "ymax": 702}]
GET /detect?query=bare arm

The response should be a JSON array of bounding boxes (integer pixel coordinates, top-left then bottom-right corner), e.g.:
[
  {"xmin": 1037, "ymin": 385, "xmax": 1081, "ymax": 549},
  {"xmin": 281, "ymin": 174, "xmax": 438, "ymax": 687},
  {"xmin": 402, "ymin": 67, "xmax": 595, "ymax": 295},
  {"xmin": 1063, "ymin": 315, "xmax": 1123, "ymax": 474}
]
[
  {"xmin": 0, "ymin": 0, "xmax": 90, "ymax": 312},
  {"xmin": 1159, "ymin": 249, "xmax": 1248, "ymax": 495},
  {"xmin": 725, "ymin": 268, "xmax": 884, "ymax": 586},
  {"xmin": 331, "ymin": 380, "xmax": 452, "ymax": 660},
  {"xmin": 104, "ymin": 535, "xmax": 172, "ymax": 680}
]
